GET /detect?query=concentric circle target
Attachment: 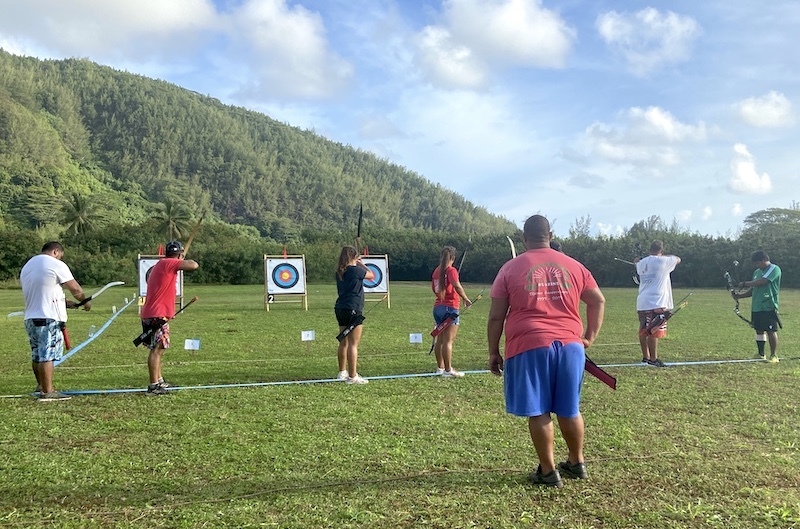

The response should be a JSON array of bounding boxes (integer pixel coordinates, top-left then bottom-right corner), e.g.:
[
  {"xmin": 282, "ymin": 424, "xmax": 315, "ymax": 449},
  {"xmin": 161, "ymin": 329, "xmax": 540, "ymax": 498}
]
[
  {"xmin": 272, "ymin": 263, "xmax": 300, "ymax": 289},
  {"xmin": 363, "ymin": 263, "xmax": 382, "ymax": 289}
]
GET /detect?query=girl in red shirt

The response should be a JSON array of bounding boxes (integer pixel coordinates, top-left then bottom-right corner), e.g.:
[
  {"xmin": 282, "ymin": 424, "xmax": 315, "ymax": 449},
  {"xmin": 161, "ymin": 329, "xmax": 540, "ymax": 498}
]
[{"xmin": 431, "ymin": 246, "xmax": 472, "ymax": 377}]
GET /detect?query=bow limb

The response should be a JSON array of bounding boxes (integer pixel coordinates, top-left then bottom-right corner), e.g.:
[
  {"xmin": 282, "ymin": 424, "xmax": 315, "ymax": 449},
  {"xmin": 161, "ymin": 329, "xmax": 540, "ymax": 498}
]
[
  {"xmin": 457, "ymin": 237, "xmax": 472, "ymax": 273},
  {"xmin": 74, "ymin": 281, "xmax": 125, "ymax": 307},
  {"xmin": 355, "ymin": 201, "xmax": 363, "ymax": 254},
  {"xmin": 182, "ymin": 210, "xmax": 206, "ymax": 258},
  {"xmin": 723, "ymin": 270, "xmax": 752, "ymax": 326},
  {"xmin": 506, "ymin": 236, "xmax": 517, "ymax": 259}
]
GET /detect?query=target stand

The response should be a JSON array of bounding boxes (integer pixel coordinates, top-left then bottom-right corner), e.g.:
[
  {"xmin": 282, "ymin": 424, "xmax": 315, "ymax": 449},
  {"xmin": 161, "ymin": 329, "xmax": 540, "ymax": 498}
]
[
  {"xmin": 264, "ymin": 255, "xmax": 308, "ymax": 311},
  {"xmin": 362, "ymin": 255, "xmax": 391, "ymax": 309}
]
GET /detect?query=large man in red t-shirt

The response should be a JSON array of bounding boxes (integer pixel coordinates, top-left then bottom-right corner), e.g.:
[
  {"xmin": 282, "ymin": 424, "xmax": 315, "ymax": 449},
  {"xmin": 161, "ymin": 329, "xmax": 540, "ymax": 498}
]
[
  {"xmin": 140, "ymin": 241, "xmax": 199, "ymax": 395},
  {"xmin": 488, "ymin": 215, "xmax": 605, "ymax": 488}
]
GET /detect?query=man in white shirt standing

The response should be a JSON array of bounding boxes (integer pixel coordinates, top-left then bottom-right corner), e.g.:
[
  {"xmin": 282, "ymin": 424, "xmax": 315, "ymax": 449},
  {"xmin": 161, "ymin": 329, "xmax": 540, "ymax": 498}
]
[
  {"xmin": 635, "ymin": 240, "xmax": 681, "ymax": 367},
  {"xmin": 20, "ymin": 242, "xmax": 91, "ymax": 401}
]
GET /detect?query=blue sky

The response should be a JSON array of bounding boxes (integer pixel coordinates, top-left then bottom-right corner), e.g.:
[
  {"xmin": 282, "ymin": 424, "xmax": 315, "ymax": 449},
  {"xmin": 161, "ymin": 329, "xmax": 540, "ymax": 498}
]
[{"xmin": 1, "ymin": 0, "xmax": 799, "ymax": 237}]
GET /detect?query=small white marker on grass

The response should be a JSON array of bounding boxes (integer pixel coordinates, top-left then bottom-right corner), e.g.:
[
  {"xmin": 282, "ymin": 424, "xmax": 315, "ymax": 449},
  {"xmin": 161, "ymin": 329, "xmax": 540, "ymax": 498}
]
[
  {"xmin": 301, "ymin": 330, "xmax": 315, "ymax": 351},
  {"xmin": 410, "ymin": 333, "xmax": 423, "ymax": 349},
  {"xmin": 185, "ymin": 338, "xmax": 201, "ymax": 358}
]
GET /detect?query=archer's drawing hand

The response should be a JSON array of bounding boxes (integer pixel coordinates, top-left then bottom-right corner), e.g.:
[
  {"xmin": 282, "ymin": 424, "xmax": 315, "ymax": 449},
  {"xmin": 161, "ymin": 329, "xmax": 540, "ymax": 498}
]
[{"xmin": 489, "ymin": 352, "xmax": 504, "ymax": 376}]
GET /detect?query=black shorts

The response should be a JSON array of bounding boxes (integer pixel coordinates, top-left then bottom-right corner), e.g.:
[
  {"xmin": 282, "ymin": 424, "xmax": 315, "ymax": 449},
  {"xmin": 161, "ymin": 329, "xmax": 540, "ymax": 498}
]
[
  {"xmin": 335, "ymin": 308, "xmax": 362, "ymax": 327},
  {"xmin": 752, "ymin": 310, "xmax": 780, "ymax": 333}
]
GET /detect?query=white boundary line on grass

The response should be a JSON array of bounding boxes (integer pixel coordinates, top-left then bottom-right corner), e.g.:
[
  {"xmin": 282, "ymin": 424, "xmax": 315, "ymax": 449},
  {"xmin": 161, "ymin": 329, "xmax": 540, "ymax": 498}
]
[
  {"xmin": 0, "ymin": 357, "xmax": 778, "ymax": 398},
  {"xmin": 56, "ymin": 342, "xmax": 647, "ymax": 371}
]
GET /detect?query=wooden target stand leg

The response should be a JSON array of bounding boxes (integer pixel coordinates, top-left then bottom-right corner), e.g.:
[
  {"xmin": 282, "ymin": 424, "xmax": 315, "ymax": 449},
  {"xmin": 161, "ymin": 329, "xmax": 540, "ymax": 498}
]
[{"xmin": 264, "ymin": 293, "xmax": 309, "ymax": 311}]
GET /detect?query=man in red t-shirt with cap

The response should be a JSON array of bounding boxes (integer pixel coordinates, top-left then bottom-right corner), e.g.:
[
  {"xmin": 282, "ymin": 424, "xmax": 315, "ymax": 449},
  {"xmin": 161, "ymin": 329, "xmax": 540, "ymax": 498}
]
[{"xmin": 140, "ymin": 241, "xmax": 198, "ymax": 395}]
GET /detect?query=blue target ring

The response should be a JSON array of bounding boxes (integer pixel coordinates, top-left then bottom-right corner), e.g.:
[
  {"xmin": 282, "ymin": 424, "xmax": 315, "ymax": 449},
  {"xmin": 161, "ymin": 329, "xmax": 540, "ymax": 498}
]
[
  {"xmin": 272, "ymin": 263, "xmax": 300, "ymax": 289},
  {"xmin": 363, "ymin": 263, "xmax": 382, "ymax": 289}
]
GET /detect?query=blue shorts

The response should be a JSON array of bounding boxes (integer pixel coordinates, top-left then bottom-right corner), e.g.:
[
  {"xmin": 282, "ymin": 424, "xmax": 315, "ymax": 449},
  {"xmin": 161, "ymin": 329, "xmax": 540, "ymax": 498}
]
[
  {"xmin": 433, "ymin": 305, "xmax": 459, "ymax": 326},
  {"xmin": 504, "ymin": 341, "xmax": 585, "ymax": 418},
  {"xmin": 25, "ymin": 319, "xmax": 65, "ymax": 363}
]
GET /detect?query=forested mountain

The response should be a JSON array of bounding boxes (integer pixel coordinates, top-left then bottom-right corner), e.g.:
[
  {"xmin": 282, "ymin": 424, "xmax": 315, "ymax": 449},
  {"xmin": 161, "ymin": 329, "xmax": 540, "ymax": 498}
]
[
  {"xmin": 0, "ymin": 50, "xmax": 515, "ymax": 237},
  {"xmin": 2, "ymin": 50, "xmax": 799, "ymax": 289}
]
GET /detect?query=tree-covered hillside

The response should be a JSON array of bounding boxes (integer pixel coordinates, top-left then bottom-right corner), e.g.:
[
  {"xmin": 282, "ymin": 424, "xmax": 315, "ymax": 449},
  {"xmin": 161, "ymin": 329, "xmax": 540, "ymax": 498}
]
[
  {"xmin": 0, "ymin": 50, "xmax": 515, "ymax": 237},
  {"xmin": 2, "ymin": 50, "xmax": 800, "ymax": 290}
]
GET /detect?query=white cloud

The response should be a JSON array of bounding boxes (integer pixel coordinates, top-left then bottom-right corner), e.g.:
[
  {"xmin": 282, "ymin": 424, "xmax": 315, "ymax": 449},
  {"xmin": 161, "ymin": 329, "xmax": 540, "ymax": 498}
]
[
  {"xmin": 414, "ymin": 26, "xmax": 487, "ymax": 89},
  {"xmin": 728, "ymin": 143, "xmax": 772, "ymax": 194},
  {"xmin": 0, "ymin": 0, "xmax": 217, "ymax": 59},
  {"xmin": 226, "ymin": 0, "xmax": 353, "ymax": 100},
  {"xmin": 676, "ymin": 210, "xmax": 692, "ymax": 222},
  {"xmin": 735, "ymin": 91, "xmax": 795, "ymax": 128},
  {"xmin": 596, "ymin": 222, "xmax": 624, "ymax": 237},
  {"xmin": 0, "ymin": 0, "xmax": 351, "ymax": 101},
  {"xmin": 581, "ymin": 106, "xmax": 707, "ymax": 169},
  {"xmin": 414, "ymin": 0, "xmax": 575, "ymax": 89},
  {"xmin": 701, "ymin": 206, "xmax": 712, "ymax": 220},
  {"xmin": 731, "ymin": 203, "xmax": 743, "ymax": 216},
  {"xmin": 596, "ymin": 7, "xmax": 701, "ymax": 76},
  {"xmin": 393, "ymin": 87, "xmax": 535, "ymax": 164}
]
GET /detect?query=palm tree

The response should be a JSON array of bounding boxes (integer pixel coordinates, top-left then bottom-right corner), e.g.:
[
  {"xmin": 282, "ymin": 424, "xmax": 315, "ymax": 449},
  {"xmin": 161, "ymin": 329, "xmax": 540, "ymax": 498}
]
[
  {"xmin": 61, "ymin": 192, "xmax": 104, "ymax": 236},
  {"xmin": 155, "ymin": 197, "xmax": 192, "ymax": 241}
]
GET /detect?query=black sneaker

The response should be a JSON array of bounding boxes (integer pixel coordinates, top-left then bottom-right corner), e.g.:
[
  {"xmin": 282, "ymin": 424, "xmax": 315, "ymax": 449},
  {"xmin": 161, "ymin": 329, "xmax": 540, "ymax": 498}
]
[
  {"xmin": 38, "ymin": 391, "xmax": 71, "ymax": 402},
  {"xmin": 641, "ymin": 358, "xmax": 648, "ymax": 364},
  {"xmin": 647, "ymin": 358, "xmax": 666, "ymax": 367},
  {"xmin": 559, "ymin": 460, "xmax": 588, "ymax": 479},
  {"xmin": 146, "ymin": 384, "xmax": 169, "ymax": 396},
  {"xmin": 156, "ymin": 380, "xmax": 174, "ymax": 389},
  {"xmin": 527, "ymin": 465, "xmax": 563, "ymax": 488}
]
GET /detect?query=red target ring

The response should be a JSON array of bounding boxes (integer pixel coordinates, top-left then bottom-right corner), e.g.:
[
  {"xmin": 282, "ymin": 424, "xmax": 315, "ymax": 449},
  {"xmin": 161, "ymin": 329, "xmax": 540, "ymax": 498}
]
[{"xmin": 272, "ymin": 263, "xmax": 300, "ymax": 289}]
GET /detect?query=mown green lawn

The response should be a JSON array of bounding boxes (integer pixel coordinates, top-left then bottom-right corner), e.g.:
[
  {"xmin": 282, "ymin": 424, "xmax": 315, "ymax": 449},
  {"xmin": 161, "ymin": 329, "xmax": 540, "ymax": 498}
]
[{"xmin": 1, "ymin": 283, "xmax": 798, "ymax": 528}]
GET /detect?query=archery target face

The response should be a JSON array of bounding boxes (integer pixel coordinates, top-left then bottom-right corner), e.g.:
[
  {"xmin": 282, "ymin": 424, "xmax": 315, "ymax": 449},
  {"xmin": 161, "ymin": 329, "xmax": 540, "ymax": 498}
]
[
  {"xmin": 361, "ymin": 257, "xmax": 388, "ymax": 293},
  {"xmin": 138, "ymin": 257, "xmax": 183, "ymax": 297},
  {"xmin": 266, "ymin": 258, "xmax": 306, "ymax": 294}
]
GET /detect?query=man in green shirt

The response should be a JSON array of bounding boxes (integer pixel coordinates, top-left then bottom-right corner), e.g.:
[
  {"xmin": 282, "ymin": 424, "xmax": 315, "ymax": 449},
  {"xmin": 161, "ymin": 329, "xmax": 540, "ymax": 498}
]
[{"xmin": 733, "ymin": 250, "xmax": 781, "ymax": 362}]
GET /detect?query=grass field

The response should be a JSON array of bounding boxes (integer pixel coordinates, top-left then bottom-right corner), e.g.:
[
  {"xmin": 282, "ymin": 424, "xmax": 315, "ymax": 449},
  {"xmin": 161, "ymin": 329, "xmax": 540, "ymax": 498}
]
[{"xmin": 1, "ymin": 283, "xmax": 798, "ymax": 528}]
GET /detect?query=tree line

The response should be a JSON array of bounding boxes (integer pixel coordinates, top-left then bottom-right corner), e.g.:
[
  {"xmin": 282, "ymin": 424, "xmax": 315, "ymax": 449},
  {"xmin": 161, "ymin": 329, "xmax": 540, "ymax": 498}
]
[{"xmin": 0, "ymin": 208, "xmax": 798, "ymax": 291}]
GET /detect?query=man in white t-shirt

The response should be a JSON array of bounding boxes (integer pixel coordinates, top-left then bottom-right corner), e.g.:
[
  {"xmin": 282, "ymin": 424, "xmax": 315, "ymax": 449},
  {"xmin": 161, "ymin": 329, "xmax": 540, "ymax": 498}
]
[
  {"xmin": 635, "ymin": 240, "xmax": 681, "ymax": 367},
  {"xmin": 20, "ymin": 242, "xmax": 91, "ymax": 401}
]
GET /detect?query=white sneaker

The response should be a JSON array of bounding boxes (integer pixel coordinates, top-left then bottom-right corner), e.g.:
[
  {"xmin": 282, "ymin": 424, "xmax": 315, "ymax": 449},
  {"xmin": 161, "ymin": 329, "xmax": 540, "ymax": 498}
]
[
  {"xmin": 442, "ymin": 369, "xmax": 464, "ymax": 378},
  {"xmin": 435, "ymin": 368, "xmax": 445, "ymax": 375},
  {"xmin": 337, "ymin": 370, "xmax": 349, "ymax": 380},
  {"xmin": 346, "ymin": 374, "xmax": 369, "ymax": 385}
]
